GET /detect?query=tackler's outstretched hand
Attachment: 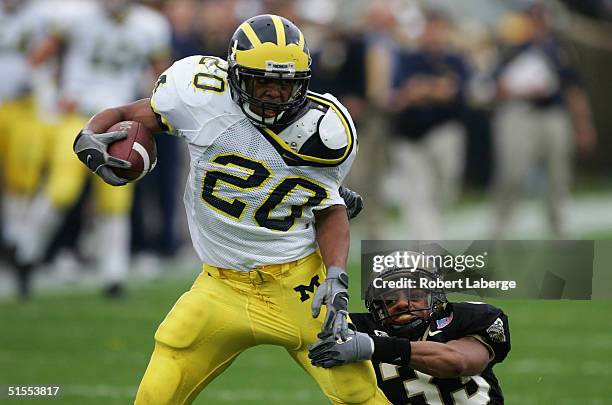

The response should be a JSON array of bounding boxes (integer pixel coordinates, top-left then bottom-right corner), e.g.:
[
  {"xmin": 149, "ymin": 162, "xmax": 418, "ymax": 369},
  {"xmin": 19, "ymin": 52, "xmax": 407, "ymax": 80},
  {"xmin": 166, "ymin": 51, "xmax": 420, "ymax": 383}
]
[
  {"xmin": 338, "ymin": 186, "xmax": 363, "ymax": 220},
  {"xmin": 308, "ymin": 329, "xmax": 374, "ymax": 368}
]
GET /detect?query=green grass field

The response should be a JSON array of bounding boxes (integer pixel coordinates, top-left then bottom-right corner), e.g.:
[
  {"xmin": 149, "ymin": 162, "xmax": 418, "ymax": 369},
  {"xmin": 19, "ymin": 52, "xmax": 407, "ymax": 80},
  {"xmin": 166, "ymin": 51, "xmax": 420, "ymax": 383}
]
[{"xmin": 1, "ymin": 270, "xmax": 611, "ymax": 405}]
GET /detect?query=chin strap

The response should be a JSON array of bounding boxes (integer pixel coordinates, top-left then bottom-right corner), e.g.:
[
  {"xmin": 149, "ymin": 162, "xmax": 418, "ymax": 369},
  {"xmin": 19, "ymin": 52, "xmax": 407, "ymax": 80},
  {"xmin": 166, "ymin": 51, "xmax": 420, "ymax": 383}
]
[{"xmin": 243, "ymin": 103, "xmax": 285, "ymax": 126}]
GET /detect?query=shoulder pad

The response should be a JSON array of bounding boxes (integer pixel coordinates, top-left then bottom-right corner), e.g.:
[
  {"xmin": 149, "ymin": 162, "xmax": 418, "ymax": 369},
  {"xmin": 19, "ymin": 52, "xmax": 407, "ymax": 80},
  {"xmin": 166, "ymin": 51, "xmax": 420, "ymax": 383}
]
[
  {"xmin": 319, "ymin": 107, "xmax": 349, "ymax": 149},
  {"xmin": 276, "ymin": 109, "xmax": 323, "ymax": 152},
  {"xmin": 307, "ymin": 91, "xmax": 356, "ymax": 149},
  {"xmin": 295, "ymin": 91, "xmax": 356, "ymax": 165},
  {"xmin": 257, "ymin": 92, "xmax": 357, "ymax": 167}
]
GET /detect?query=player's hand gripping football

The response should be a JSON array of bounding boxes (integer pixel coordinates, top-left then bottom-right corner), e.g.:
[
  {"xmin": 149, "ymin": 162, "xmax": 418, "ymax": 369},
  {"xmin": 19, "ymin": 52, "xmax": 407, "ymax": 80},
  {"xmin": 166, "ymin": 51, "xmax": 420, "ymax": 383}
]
[
  {"xmin": 308, "ymin": 329, "xmax": 374, "ymax": 368},
  {"xmin": 73, "ymin": 129, "xmax": 132, "ymax": 186},
  {"xmin": 338, "ymin": 186, "xmax": 363, "ymax": 220},
  {"xmin": 311, "ymin": 266, "xmax": 350, "ymax": 341}
]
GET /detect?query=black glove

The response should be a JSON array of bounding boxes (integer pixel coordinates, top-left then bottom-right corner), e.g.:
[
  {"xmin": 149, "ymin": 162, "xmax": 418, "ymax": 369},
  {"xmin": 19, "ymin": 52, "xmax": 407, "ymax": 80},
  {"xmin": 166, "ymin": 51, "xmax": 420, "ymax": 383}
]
[
  {"xmin": 311, "ymin": 266, "xmax": 349, "ymax": 340},
  {"xmin": 73, "ymin": 129, "xmax": 132, "ymax": 186},
  {"xmin": 338, "ymin": 186, "xmax": 363, "ymax": 220},
  {"xmin": 308, "ymin": 329, "xmax": 374, "ymax": 368}
]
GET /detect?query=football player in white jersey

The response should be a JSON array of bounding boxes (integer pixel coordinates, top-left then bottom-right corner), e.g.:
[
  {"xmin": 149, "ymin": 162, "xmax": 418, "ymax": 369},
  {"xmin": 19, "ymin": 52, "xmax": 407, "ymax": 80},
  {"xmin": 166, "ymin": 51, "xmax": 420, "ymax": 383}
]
[
  {"xmin": 73, "ymin": 14, "xmax": 388, "ymax": 405},
  {"xmin": 12, "ymin": 0, "xmax": 170, "ymax": 298},
  {"xmin": 0, "ymin": 0, "xmax": 54, "ymax": 263}
]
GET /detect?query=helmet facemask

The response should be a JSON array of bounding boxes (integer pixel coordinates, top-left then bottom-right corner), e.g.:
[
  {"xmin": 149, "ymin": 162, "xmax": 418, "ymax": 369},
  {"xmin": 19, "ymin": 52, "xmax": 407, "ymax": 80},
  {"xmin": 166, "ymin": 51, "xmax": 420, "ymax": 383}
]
[
  {"xmin": 229, "ymin": 65, "xmax": 310, "ymax": 127},
  {"xmin": 366, "ymin": 267, "xmax": 447, "ymax": 340}
]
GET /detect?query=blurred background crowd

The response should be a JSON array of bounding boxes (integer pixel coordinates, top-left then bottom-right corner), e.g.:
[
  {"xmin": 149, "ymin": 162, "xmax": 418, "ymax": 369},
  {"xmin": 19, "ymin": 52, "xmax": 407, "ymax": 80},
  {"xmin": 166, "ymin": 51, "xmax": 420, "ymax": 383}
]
[{"xmin": 1, "ymin": 0, "xmax": 611, "ymax": 300}]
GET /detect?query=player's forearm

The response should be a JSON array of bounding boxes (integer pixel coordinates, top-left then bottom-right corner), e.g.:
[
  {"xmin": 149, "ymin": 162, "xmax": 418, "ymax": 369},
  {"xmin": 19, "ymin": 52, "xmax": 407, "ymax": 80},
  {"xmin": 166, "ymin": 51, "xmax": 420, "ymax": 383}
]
[
  {"xmin": 409, "ymin": 341, "xmax": 471, "ymax": 378},
  {"xmin": 84, "ymin": 99, "xmax": 161, "ymax": 134},
  {"xmin": 372, "ymin": 336, "xmax": 471, "ymax": 378},
  {"xmin": 314, "ymin": 205, "xmax": 350, "ymax": 270},
  {"xmin": 84, "ymin": 108, "xmax": 125, "ymax": 133}
]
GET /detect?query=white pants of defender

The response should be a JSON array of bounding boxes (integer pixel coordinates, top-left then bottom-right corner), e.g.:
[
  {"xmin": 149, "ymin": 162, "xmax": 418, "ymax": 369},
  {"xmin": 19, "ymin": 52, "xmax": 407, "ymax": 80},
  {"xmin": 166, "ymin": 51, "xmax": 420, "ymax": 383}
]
[
  {"xmin": 492, "ymin": 103, "xmax": 573, "ymax": 238},
  {"xmin": 390, "ymin": 121, "xmax": 466, "ymax": 239}
]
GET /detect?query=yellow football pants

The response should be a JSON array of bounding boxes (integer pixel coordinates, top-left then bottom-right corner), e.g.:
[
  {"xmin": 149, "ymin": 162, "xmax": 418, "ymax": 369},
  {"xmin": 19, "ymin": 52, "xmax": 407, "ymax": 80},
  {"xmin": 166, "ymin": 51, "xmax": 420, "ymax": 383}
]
[
  {"xmin": 0, "ymin": 96, "xmax": 51, "ymax": 194},
  {"xmin": 135, "ymin": 251, "xmax": 389, "ymax": 404},
  {"xmin": 44, "ymin": 113, "xmax": 133, "ymax": 214}
]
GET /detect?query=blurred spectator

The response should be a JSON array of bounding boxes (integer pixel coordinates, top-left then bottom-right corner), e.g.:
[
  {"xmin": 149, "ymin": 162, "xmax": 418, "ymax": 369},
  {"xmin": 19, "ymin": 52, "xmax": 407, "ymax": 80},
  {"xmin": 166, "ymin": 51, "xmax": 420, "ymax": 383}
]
[
  {"xmin": 310, "ymin": 26, "xmax": 368, "ymax": 121},
  {"xmin": 454, "ymin": 20, "xmax": 499, "ymax": 188},
  {"xmin": 491, "ymin": 4, "xmax": 597, "ymax": 239},
  {"xmin": 260, "ymin": 0, "xmax": 300, "ymax": 22},
  {"xmin": 164, "ymin": 0, "xmax": 202, "ymax": 61},
  {"xmin": 195, "ymin": 0, "xmax": 240, "ymax": 57},
  {"xmin": 309, "ymin": 1, "xmax": 398, "ymax": 239},
  {"xmin": 388, "ymin": 10, "xmax": 471, "ymax": 239},
  {"xmin": 13, "ymin": 0, "xmax": 171, "ymax": 299}
]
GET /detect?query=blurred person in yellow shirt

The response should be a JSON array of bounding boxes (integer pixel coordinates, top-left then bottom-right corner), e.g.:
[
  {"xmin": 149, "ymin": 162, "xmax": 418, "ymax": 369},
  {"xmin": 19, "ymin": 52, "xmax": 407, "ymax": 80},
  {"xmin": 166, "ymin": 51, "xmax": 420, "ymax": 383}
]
[{"xmin": 0, "ymin": 0, "xmax": 56, "ymax": 262}]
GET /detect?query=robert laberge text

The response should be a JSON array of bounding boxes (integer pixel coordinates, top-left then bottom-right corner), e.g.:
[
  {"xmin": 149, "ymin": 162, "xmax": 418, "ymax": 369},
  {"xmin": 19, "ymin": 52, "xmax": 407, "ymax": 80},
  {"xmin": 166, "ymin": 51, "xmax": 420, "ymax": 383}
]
[{"xmin": 372, "ymin": 277, "xmax": 517, "ymax": 291}]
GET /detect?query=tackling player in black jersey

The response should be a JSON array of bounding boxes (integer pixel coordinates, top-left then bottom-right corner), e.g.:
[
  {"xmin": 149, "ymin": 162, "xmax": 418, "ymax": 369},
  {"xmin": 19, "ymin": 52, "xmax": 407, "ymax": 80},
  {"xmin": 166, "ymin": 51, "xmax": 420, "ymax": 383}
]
[{"xmin": 309, "ymin": 252, "xmax": 511, "ymax": 404}]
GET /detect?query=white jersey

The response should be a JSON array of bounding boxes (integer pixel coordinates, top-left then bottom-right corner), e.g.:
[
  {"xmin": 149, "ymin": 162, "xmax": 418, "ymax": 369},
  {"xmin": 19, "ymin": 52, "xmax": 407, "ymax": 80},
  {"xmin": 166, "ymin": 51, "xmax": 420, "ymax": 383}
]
[
  {"xmin": 0, "ymin": 2, "xmax": 46, "ymax": 102},
  {"xmin": 52, "ymin": 1, "xmax": 170, "ymax": 114},
  {"xmin": 151, "ymin": 56, "xmax": 357, "ymax": 271}
]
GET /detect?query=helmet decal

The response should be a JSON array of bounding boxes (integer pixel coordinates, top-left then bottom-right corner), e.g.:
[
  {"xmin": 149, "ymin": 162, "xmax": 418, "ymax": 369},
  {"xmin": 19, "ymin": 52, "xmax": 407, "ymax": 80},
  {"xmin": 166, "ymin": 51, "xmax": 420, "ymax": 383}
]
[
  {"xmin": 233, "ymin": 30, "xmax": 254, "ymax": 52},
  {"xmin": 249, "ymin": 15, "xmax": 278, "ymax": 45}
]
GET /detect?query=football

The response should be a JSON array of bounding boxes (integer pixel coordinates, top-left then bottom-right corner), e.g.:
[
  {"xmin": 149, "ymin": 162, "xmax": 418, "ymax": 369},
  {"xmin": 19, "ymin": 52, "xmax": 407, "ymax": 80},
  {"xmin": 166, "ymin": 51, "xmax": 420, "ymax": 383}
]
[{"xmin": 107, "ymin": 121, "xmax": 157, "ymax": 181}]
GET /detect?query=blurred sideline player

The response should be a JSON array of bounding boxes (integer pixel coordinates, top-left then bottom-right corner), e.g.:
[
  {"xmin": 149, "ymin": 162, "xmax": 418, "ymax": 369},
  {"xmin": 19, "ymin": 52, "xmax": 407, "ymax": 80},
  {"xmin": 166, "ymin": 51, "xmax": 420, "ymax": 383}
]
[
  {"xmin": 0, "ymin": 0, "xmax": 54, "ymax": 258},
  {"xmin": 310, "ymin": 252, "xmax": 511, "ymax": 404},
  {"xmin": 12, "ymin": 0, "xmax": 170, "ymax": 299},
  {"xmin": 72, "ymin": 13, "xmax": 388, "ymax": 405}
]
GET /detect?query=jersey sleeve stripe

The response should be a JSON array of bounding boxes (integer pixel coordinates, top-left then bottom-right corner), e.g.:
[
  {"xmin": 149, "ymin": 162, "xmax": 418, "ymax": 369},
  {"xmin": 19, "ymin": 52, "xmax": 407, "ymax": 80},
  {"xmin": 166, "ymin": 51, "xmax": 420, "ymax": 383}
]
[{"xmin": 467, "ymin": 334, "xmax": 496, "ymax": 362}]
